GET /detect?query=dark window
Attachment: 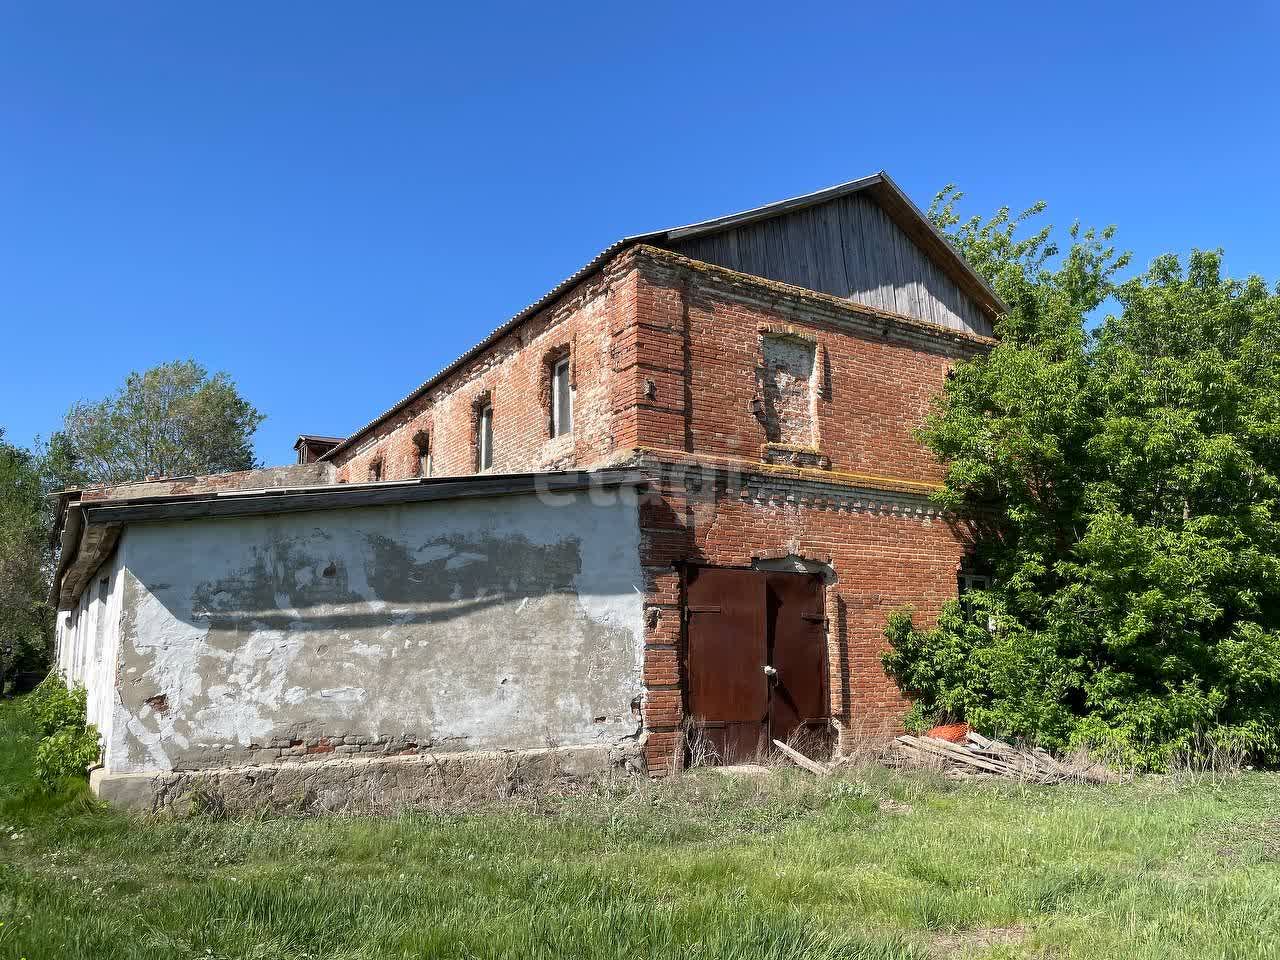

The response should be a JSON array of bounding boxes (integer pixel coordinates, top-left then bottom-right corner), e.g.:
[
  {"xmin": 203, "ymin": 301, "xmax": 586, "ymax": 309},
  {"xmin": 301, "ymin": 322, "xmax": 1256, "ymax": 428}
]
[
  {"xmin": 414, "ymin": 432, "xmax": 432, "ymax": 477},
  {"xmin": 477, "ymin": 405, "xmax": 493, "ymax": 471},
  {"xmin": 958, "ymin": 571, "xmax": 996, "ymax": 632},
  {"xmin": 551, "ymin": 357, "xmax": 573, "ymax": 437},
  {"xmin": 368, "ymin": 459, "xmax": 383, "ymax": 482}
]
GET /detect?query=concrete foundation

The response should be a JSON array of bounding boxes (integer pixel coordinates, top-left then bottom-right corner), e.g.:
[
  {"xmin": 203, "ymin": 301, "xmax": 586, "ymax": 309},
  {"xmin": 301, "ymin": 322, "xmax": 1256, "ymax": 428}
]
[{"xmin": 91, "ymin": 743, "xmax": 635, "ymax": 815}]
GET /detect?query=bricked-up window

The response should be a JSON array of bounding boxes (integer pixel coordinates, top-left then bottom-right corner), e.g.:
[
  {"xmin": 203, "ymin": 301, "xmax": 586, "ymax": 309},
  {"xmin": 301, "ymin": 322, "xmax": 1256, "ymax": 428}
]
[
  {"xmin": 551, "ymin": 356, "xmax": 573, "ymax": 437},
  {"xmin": 758, "ymin": 334, "xmax": 817, "ymax": 446},
  {"xmin": 413, "ymin": 430, "xmax": 432, "ymax": 478},
  {"xmin": 477, "ymin": 404, "xmax": 493, "ymax": 471}
]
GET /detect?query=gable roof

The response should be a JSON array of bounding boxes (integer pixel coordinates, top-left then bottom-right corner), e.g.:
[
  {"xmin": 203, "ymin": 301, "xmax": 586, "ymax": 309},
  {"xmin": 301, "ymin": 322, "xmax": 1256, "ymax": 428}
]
[
  {"xmin": 320, "ymin": 171, "xmax": 1003, "ymax": 462},
  {"xmin": 653, "ymin": 172, "xmax": 1005, "ymax": 320}
]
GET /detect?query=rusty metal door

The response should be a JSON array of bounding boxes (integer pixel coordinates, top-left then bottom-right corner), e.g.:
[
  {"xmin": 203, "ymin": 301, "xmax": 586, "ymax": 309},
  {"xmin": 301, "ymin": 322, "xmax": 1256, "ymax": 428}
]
[
  {"xmin": 765, "ymin": 572, "xmax": 829, "ymax": 746},
  {"xmin": 685, "ymin": 567, "xmax": 828, "ymax": 764},
  {"xmin": 685, "ymin": 567, "xmax": 767, "ymax": 762}
]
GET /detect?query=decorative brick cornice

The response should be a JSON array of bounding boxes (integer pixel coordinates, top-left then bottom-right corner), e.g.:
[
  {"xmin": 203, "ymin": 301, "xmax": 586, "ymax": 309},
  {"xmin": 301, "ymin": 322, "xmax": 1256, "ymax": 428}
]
[{"xmin": 624, "ymin": 447, "xmax": 955, "ymax": 519}]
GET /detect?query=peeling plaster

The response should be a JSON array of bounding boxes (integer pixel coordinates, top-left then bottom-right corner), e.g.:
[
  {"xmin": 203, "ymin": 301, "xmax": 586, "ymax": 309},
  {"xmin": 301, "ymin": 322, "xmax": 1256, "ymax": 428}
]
[{"xmin": 102, "ymin": 492, "xmax": 645, "ymax": 774}]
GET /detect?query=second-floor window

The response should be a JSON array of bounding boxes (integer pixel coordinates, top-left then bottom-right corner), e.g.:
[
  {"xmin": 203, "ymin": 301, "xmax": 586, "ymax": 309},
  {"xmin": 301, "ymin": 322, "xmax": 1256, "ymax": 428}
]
[
  {"xmin": 415, "ymin": 432, "xmax": 432, "ymax": 478},
  {"xmin": 477, "ymin": 404, "xmax": 493, "ymax": 471},
  {"xmin": 551, "ymin": 356, "xmax": 573, "ymax": 437}
]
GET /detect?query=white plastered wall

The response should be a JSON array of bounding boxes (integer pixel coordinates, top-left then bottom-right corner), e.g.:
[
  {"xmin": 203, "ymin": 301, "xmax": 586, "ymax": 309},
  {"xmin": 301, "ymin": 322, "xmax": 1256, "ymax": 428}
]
[
  {"xmin": 54, "ymin": 542, "xmax": 127, "ymax": 755},
  {"xmin": 103, "ymin": 489, "xmax": 646, "ymax": 775}
]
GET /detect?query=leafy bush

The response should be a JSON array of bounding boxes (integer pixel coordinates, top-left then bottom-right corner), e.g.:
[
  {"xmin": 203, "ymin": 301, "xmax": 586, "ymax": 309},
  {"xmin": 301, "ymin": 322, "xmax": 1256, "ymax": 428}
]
[
  {"xmin": 886, "ymin": 192, "xmax": 1280, "ymax": 771},
  {"xmin": 34, "ymin": 725, "xmax": 102, "ymax": 787},
  {"xmin": 21, "ymin": 673, "xmax": 100, "ymax": 788},
  {"xmin": 24, "ymin": 673, "xmax": 89, "ymax": 737}
]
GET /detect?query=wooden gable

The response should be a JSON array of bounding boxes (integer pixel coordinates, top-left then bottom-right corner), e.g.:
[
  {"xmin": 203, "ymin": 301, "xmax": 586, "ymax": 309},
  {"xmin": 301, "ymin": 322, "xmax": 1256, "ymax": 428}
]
[{"xmin": 658, "ymin": 183, "xmax": 996, "ymax": 338}]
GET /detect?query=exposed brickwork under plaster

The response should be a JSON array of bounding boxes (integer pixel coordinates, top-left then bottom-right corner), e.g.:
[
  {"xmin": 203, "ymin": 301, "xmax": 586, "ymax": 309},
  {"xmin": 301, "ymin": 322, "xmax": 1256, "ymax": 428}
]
[{"xmin": 758, "ymin": 333, "xmax": 818, "ymax": 446}]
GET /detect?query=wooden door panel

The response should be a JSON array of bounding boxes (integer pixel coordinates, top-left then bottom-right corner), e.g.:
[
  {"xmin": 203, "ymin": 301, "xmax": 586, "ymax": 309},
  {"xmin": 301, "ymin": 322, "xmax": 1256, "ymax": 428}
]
[
  {"xmin": 685, "ymin": 567, "xmax": 767, "ymax": 725},
  {"xmin": 766, "ymin": 572, "xmax": 828, "ymax": 744}
]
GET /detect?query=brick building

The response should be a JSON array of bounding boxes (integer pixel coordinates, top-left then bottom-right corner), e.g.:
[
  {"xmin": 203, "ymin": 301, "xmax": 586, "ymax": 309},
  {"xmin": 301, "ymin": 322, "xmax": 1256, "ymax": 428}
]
[{"xmin": 51, "ymin": 173, "xmax": 1002, "ymax": 808}]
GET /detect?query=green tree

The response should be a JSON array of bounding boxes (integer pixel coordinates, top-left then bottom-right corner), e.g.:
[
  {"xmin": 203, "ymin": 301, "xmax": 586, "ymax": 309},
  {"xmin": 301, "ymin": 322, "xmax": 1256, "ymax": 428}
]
[
  {"xmin": 0, "ymin": 430, "xmax": 52, "ymax": 688},
  {"xmin": 883, "ymin": 189, "xmax": 1280, "ymax": 769},
  {"xmin": 55, "ymin": 360, "xmax": 265, "ymax": 486}
]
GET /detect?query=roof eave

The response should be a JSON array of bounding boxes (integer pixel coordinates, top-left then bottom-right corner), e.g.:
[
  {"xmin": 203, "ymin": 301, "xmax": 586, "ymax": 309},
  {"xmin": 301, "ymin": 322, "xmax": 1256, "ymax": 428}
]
[
  {"xmin": 50, "ymin": 469, "xmax": 650, "ymax": 608},
  {"xmin": 80, "ymin": 469, "xmax": 649, "ymax": 524},
  {"xmin": 658, "ymin": 172, "xmax": 887, "ymax": 241}
]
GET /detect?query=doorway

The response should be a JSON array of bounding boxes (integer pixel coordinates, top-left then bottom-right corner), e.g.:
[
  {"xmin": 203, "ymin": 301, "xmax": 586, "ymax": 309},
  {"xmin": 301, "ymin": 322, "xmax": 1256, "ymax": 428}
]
[{"xmin": 683, "ymin": 566, "xmax": 829, "ymax": 764}]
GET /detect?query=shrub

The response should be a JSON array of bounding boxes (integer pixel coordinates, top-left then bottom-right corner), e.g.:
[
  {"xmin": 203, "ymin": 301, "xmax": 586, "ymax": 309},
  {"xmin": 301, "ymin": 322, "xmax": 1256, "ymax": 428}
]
[
  {"xmin": 893, "ymin": 193, "xmax": 1280, "ymax": 772},
  {"xmin": 21, "ymin": 673, "xmax": 100, "ymax": 788},
  {"xmin": 24, "ymin": 673, "xmax": 89, "ymax": 737},
  {"xmin": 34, "ymin": 725, "xmax": 101, "ymax": 787}
]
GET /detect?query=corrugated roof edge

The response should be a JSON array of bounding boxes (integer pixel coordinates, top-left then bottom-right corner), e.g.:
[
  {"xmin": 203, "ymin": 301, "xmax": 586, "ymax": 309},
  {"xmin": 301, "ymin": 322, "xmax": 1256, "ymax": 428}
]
[{"xmin": 320, "ymin": 171, "xmax": 1003, "ymax": 462}]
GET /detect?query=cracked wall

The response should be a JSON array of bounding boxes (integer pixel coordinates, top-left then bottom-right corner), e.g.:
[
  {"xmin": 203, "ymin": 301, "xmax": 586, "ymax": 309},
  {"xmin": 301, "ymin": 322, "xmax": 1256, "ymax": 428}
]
[{"xmin": 104, "ymin": 490, "xmax": 645, "ymax": 774}]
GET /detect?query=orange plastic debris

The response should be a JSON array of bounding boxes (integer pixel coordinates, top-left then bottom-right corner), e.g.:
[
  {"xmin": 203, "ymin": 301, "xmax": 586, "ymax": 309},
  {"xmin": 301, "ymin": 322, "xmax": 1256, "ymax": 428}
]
[{"xmin": 925, "ymin": 722, "xmax": 971, "ymax": 743}]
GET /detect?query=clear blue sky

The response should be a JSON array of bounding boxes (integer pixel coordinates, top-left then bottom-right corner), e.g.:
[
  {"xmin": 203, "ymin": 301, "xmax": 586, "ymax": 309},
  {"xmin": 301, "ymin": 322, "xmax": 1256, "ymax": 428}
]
[{"xmin": 3, "ymin": 2, "xmax": 1277, "ymax": 465}]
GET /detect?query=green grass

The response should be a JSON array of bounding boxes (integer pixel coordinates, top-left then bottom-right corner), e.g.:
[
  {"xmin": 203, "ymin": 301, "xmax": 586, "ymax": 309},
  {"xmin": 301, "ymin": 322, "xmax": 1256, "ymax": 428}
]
[{"xmin": 0, "ymin": 701, "xmax": 1276, "ymax": 959}]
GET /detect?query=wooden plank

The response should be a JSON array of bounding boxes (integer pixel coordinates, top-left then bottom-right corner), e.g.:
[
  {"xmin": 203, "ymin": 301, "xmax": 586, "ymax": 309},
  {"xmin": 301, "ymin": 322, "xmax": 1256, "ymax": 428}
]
[
  {"xmin": 861, "ymin": 199, "xmax": 896, "ymax": 312},
  {"xmin": 786, "ymin": 207, "xmax": 821, "ymax": 293},
  {"xmin": 811, "ymin": 201, "xmax": 850, "ymax": 294},
  {"xmin": 899, "ymin": 737, "xmax": 1032, "ymax": 779},
  {"xmin": 772, "ymin": 739, "xmax": 832, "ymax": 776},
  {"xmin": 836, "ymin": 194, "xmax": 868, "ymax": 300}
]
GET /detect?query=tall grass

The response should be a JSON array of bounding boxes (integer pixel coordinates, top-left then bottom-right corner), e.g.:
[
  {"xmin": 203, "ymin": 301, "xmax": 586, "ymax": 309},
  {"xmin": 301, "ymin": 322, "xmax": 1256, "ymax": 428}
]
[{"xmin": 0, "ymin": 700, "xmax": 1276, "ymax": 959}]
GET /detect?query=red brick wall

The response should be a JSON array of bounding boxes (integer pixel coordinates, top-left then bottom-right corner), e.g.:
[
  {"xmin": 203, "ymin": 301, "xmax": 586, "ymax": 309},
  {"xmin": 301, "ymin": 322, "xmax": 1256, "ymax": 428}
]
[
  {"xmin": 638, "ymin": 476, "xmax": 976, "ymax": 774},
  {"xmin": 626, "ymin": 247, "xmax": 991, "ymax": 485},
  {"xmin": 620, "ymin": 249, "xmax": 992, "ymax": 775},
  {"xmin": 331, "ymin": 259, "xmax": 641, "ymax": 483}
]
